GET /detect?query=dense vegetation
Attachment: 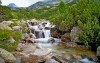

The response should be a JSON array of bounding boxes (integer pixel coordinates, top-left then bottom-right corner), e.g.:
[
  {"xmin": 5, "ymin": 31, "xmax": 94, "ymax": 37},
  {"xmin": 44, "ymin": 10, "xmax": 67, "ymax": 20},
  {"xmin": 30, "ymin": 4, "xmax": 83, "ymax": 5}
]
[
  {"xmin": 0, "ymin": 0, "xmax": 100, "ymax": 51},
  {"xmin": 0, "ymin": 29, "xmax": 22, "ymax": 51}
]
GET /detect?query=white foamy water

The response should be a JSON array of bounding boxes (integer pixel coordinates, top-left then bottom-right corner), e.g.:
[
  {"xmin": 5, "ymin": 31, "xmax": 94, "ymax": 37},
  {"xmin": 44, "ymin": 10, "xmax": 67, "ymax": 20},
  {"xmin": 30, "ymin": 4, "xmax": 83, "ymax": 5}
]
[
  {"xmin": 35, "ymin": 37, "xmax": 61, "ymax": 48},
  {"xmin": 27, "ymin": 21, "xmax": 61, "ymax": 48},
  {"xmin": 79, "ymin": 58, "xmax": 97, "ymax": 63}
]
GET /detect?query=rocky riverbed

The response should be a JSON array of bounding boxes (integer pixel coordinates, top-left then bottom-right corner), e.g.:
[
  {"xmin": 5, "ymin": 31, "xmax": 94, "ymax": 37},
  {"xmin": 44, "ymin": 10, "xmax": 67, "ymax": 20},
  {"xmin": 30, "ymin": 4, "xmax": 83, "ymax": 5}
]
[{"xmin": 0, "ymin": 19, "xmax": 100, "ymax": 63}]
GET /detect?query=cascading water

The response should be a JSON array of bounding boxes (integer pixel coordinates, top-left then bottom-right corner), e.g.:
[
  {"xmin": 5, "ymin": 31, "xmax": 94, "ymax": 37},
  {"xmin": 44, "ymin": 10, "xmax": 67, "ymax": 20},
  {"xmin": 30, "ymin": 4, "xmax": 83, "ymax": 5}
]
[
  {"xmin": 27, "ymin": 21, "xmax": 61, "ymax": 48},
  {"xmin": 15, "ymin": 21, "xmax": 98, "ymax": 63},
  {"xmin": 42, "ymin": 28, "xmax": 51, "ymax": 38}
]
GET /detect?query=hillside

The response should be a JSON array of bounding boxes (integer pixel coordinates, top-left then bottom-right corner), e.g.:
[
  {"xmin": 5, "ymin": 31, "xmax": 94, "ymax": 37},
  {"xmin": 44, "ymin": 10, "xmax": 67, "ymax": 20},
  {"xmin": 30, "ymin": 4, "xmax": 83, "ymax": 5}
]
[
  {"xmin": 29, "ymin": 0, "xmax": 78, "ymax": 9},
  {"xmin": 7, "ymin": 3, "xmax": 18, "ymax": 8}
]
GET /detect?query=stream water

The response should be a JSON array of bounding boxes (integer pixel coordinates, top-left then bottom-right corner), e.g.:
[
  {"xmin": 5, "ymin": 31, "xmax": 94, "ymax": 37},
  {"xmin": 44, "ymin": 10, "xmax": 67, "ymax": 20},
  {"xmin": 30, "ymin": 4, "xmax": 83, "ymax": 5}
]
[{"xmin": 15, "ymin": 21, "xmax": 98, "ymax": 63}]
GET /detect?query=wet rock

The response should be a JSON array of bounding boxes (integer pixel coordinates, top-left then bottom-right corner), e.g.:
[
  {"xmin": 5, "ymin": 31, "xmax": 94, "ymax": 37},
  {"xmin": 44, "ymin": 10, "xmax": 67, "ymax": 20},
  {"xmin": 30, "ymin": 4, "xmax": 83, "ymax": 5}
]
[
  {"xmin": 16, "ymin": 43, "xmax": 37, "ymax": 53},
  {"xmin": 21, "ymin": 33, "xmax": 29, "ymax": 39},
  {"xmin": 60, "ymin": 42, "xmax": 77, "ymax": 48},
  {"xmin": 1, "ymin": 21, "xmax": 13, "ymax": 26},
  {"xmin": 0, "ymin": 48, "xmax": 16, "ymax": 62},
  {"xmin": 51, "ymin": 31, "xmax": 59, "ymax": 38},
  {"xmin": 48, "ymin": 37, "xmax": 55, "ymax": 43},
  {"xmin": 45, "ymin": 59, "xmax": 59, "ymax": 63},
  {"xmin": 66, "ymin": 42, "xmax": 77, "ymax": 48},
  {"xmin": 12, "ymin": 26, "xmax": 22, "ymax": 31},
  {"xmin": 20, "ymin": 20, "xmax": 26, "ymax": 24},
  {"xmin": 97, "ymin": 46, "xmax": 100, "ymax": 57},
  {"xmin": 20, "ymin": 48, "xmax": 52, "ymax": 62},
  {"xmin": 14, "ymin": 57, "xmax": 21, "ymax": 63},
  {"xmin": 52, "ymin": 55, "xmax": 71, "ymax": 63},
  {"xmin": 25, "ymin": 33, "xmax": 36, "ymax": 43},
  {"xmin": 89, "ymin": 55, "xmax": 99, "ymax": 61},
  {"xmin": 0, "ymin": 23, "xmax": 12, "ymax": 30},
  {"xmin": 29, "ymin": 33, "xmax": 36, "ymax": 39},
  {"xmin": 0, "ymin": 57, "xmax": 5, "ymax": 63},
  {"xmin": 72, "ymin": 54, "xmax": 82, "ymax": 59},
  {"xmin": 70, "ymin": 59, "xmax": 81, "ymax": 63},
  {"xmin": 21, "ymin": 55, "xmax": 39, "ymax": 63},
  {"xmin": 61, "ymin": 33, "xmax": 71, "ymax": 42},
  {"xmin": 33, "ymin": 48, "xmax": 52, "ymax": 56},
  {"xmin": 70, "ymin": 26, "xmax": 81, "ymax": 42}
]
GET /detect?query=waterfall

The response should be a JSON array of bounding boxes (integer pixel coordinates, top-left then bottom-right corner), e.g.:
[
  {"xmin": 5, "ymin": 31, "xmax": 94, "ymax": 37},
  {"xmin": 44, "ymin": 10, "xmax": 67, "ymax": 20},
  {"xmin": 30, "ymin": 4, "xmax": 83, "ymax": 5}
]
[
  {"xmin": 27, "ymin": 21, "xmax": 61, "ymax": 48},
  {"xmin": 42, "ymin": 28, "xmax": 51, "ymax": 38}
]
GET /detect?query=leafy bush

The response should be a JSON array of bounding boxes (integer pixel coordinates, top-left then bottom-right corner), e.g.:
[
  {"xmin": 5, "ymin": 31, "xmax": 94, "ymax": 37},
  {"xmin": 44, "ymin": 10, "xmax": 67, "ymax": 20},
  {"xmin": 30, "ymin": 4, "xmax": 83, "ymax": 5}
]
[
  {"xmin": 0, "ymin": 41, "xmax": 19, "ymax": 52},
  {"xmin": 0, "ymin": 29, "xmax": 12, "ymax": 41},
  {"xmin": 22, "ymin": 24, "xmax": 27, "ymax": 33},
  {"xmin": 0, "ymin": 30, "xmax": 22, "ymax": 52},
  {"xmin": 78, "ymin": 17, "xmax": 100, "ymax": 51},
  {"xmin": 12, "ymin": 31, "xmax": 22, "ymax": 41}
]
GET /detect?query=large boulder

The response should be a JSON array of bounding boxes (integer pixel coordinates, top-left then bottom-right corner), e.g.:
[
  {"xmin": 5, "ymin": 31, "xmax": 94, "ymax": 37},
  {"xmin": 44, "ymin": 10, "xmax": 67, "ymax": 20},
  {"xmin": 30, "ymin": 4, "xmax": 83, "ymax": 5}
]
[
  {"xmin": 96, "ymin": 46, "xmax": 100, "ymax": 57},
  {"xmin": 21, "ymin": 55, "xmax": 39, "ymax": 63},
  {"xmin": 29, "ymin": 33, "xmax": 36, "ymax": 39},
  {"xmin": 51, "ymin": 55, "xmax": 71, "ymax": 63},
  {"xmin": 61, "ymin": 33, "xmax": 71, "ymax": 42},
  {"xmin": 0, "ymin": 48, "xmax": 16, "ymax": 62},
  {"xmin": 33, "ymin": 48, "xmax": 52, "ymax": 56},
  {"xmin": 70, "ymin": 26, "xmax": 81, "ymax": 42},
  {"xmin": 1, "ymin": 21, "xmax": 13, "ymax": 26},
  {"xmin": 16, "ymin": 43, "xmax": 37, "ymax": 53},
  {"xmin": 51, "ymin": 31, "xmax": 59, "ymax": 38},
  {"xmin": 0, "ymin": 57, "xmax": 5, "ymax": 63},
  {"xmin": 0, "ymin": 23, "xmax": 12, "ymax": 30},
  {"xmin": 21, "ymin": 33, "xmax": 29, "ymax": 39},
  {"xmin": 12, "ymin": 26, "xmax": 22, "ymax": 31}
]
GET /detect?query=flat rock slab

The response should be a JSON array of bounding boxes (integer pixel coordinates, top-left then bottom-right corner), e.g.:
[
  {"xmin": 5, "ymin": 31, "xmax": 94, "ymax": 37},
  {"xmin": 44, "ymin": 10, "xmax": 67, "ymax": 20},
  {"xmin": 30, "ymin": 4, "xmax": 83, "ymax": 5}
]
[{"xmin": 33, "ymin": 48, "xmax": 52, "ymax": 56}]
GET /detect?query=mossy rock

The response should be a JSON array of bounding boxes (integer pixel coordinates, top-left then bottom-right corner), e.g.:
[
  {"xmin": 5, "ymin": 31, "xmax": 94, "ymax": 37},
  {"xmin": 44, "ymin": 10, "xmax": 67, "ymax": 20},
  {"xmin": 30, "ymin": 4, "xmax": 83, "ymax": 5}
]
[{"xmin": 0, "ymin": 48, "xmax": 16, "ymax": 62}]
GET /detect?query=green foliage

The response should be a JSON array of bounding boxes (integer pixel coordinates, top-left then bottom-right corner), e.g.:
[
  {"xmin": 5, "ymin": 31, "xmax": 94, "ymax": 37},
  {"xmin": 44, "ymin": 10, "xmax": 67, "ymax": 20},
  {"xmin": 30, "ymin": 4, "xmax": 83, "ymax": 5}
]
[
  {"xmin": 0, "ymin": 0, "xmax": 100, "ymax": 50},
  {"xmin": 0, "ymin": 29, "xmax": 22, "ymax": 52},
  {"xmin": 21, "ymin": 24, "xmax": 27, "ymax": 33},
  {"xmin": 0, "ymin": 41, "xmax": 19, "ymax": 52},
  {"xmin": 0, "ymin": 31, "xmax": 22, "ymax": 52},
  {"xmin": 78, "ymin": 17, "xmax": 100, "ymax": 49},
  {"xmin": 12, "ymin": 31, "xmax": 22, "ymax": 41},
  {"xmin": 58, "ymin": 1, "xmax": 67, "ymax": 13},
  {"xmin": 0, "ymin": 30, "xmax": 12, "ymax": 41}
]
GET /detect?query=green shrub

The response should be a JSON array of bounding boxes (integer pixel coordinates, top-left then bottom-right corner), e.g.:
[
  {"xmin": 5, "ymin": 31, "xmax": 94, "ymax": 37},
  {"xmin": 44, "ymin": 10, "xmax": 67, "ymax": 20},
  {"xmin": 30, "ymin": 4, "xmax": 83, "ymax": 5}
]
[
  {"xmin": 12, "ymin": 31, "xmax": 22, "ymax": 41},
  {"xmin": 0, "ymin": 41, "xmax": 19, "ymax": 52},
  {"xmin": 0, "ymin": 30, "xmax": 22, "ymax": 52},
  {"xmin": 78, "ymin": 17, "xmax": 100, "ymax": 51},
  {"xmin": 0, "ymin": 30, "xmax": 12, "ymax": 41},
  {"xmin": 21, "ymin": 24, "xmax": 27, "ymax": 33}
]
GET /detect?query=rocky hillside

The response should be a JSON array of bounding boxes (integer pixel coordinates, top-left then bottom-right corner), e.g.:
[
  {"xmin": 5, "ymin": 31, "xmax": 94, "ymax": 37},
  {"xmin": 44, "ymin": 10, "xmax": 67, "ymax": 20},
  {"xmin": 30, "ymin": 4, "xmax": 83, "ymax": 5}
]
[
  {"xmin": 7, "ymin": 3, "xmax": 18, "ymax": 8},
  {"xmin": 29, "ymin": 0, "xmax": 78, "ymax": 9},
  {"xmin": 7, "ymin": 3, "xmax": 18, "ymax": 10}
]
